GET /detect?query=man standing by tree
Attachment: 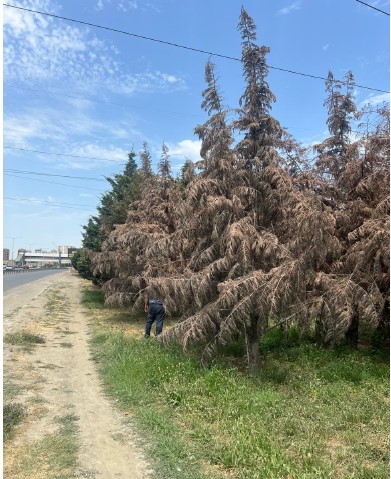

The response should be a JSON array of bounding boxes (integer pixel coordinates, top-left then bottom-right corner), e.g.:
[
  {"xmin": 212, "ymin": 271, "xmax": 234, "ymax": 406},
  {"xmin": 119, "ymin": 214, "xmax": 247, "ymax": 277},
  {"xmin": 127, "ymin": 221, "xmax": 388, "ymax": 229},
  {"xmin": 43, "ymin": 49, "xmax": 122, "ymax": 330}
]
[{"xmin": 144, "ymin": 293, "xmax": 165, "ymax": 338}]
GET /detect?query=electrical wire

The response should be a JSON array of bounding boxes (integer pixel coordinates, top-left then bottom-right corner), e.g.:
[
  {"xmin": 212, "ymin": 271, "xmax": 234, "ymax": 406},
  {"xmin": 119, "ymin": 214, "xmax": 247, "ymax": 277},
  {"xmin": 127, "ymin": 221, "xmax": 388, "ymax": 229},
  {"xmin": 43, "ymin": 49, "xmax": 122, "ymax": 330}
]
[
  {"xmin": 6, "ymin": 85, "xmax": 333, "ymax": 134},
  {"xmin": 4, "ymin": 168, "xmax": 107, "ymax": 182},
  {"xmin": 3, "ymin": 3, "xmax": 389, "ymax": 94},
  {"xmin": 355, "ymin": 0, "xmax": 390, "ymax": 16},
  {"xmin": 4, "ymin": 173, "xmax": 105, "ymax": 191},
  {"xmin": 4, "ymin": 147, "xmax": 191, "ymax": 167},
  {"xmin": 4, "ymin": 196, "xmax": 97, "ymax": 211},
  {"xmin": 4, "ymin": 145, "xmax": 128, "ymax": 164}
]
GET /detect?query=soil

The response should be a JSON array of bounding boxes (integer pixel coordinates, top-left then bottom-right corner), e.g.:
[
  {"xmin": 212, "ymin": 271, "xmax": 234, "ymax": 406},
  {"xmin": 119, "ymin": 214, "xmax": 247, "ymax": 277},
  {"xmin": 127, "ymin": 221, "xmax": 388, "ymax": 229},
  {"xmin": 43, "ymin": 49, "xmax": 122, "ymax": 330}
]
[{"xmin": 3, "ymin": 270, "xmax": 152, "ymax": 479}]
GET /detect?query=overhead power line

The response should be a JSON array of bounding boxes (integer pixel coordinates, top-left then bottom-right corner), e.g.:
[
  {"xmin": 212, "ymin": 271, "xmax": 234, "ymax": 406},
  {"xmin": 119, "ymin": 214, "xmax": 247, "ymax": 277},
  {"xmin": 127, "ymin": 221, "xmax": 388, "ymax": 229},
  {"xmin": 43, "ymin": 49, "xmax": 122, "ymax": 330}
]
[
  {"xmin": 4, "ymin": 145, "xmax": 127, "ymax": 164},
  {"xmin": 4, "ymin": 147, "xmax": 182, "ymax": 168},
  {"xmin": 4, "ymin": 168, "xmax": 107, "ymax": 182},
  {"xmin": 355, "ymin": 0, "xmax": 390, "ymax": 16},
  {"xmin": 4, "ymin": 173, "xmax": 105, "ymax": 191},
  {"xmin": 3, "ymin": 3, "xmax": 389, "ymax": 94},
  {"xmin": 7, "ymin": 85, "xmax": 328, "ymax": 132},
  {"xmin": 4, "ymin": 196, "xmax": 97, "ymax": 211}
]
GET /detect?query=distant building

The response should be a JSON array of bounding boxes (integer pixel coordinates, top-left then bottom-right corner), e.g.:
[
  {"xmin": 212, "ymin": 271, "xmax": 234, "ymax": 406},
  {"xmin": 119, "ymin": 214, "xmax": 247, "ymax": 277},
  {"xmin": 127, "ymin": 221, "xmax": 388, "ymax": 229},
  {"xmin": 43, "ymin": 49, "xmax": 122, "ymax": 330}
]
[
  {"xmin": 3, "ymin": 249, "xmax": 10, "ymax": 261},
  {"xmin": 58, "ymin": 245, "xmax": 78, "ymax": 254},
  {"xmin": 9, "ymin": 245, "xmax": 78, "ymax": 267},
  {"xmin": 68, "ymin": 247, "xmax": 78, "ymax": 257},
  {"xmin": 18, "ymin": 251, "xmax": 72, "ymax": 268}
]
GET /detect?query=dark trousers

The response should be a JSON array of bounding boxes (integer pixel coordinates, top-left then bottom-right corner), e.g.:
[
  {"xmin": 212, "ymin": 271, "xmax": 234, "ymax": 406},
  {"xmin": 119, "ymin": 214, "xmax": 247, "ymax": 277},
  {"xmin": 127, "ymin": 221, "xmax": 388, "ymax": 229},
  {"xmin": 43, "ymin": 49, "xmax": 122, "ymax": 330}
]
[{"xmin": 145, "ymin": 302, "xmax": 165, "ymax": 337}]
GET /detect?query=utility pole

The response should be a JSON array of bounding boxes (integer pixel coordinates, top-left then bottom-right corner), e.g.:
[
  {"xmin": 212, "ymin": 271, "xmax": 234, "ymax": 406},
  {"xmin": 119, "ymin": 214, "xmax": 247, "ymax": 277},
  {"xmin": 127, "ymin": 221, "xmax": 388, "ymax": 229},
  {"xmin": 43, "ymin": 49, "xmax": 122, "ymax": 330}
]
[{"xmin": 5, "ymin": 236, "xmax": 22, "ymax": 262}]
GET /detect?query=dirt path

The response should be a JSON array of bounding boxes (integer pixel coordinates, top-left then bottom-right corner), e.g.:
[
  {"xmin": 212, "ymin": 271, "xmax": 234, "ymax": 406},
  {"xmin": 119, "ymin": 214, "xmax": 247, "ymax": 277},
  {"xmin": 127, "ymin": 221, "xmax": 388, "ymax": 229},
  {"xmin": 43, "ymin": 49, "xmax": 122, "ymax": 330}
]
[{"xmin": 3, "ymin": 271, "xmax": 152, "ymax": 479}]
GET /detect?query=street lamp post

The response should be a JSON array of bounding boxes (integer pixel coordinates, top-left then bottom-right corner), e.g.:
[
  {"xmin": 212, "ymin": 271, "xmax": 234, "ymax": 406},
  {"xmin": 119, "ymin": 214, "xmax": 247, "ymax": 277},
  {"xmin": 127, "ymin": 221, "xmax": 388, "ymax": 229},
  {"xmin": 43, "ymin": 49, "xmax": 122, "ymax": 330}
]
[{"xmin": 5, "ymin": 236, "xmax": 22, "ymax": 262}]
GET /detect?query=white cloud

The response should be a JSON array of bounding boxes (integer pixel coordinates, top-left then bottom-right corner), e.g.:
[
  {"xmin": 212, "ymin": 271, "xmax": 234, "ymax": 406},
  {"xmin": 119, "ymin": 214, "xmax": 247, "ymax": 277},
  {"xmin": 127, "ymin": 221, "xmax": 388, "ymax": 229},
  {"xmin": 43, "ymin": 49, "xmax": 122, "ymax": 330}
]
[
  {"xmin": 4, "ymin": 0, "xmax": 186, "ymax": 95},
  {"xmin": 4, "ymin": 102, "xmax": 143, "ymax": 165},
  {"xmin": 160, "ymin": 73, "xmax": 179, "ymax": 84},
  {"xmin": 167, "ymin": 140, "xmax": 202, "ymax": 164},
  {"xmin": 322, "ymin": 43, "xmax": 330, "ymax": 51},
  {"xmin": 94, "ymin": 0, "xmax": 138, "ymax": 11},
  {"xmin": 117, "ymin": 71, "xmax": 187, "ymax": 95},
  {"xmin": 359, "ymin": 92, "xmax": 390, "ymax": 108},
  {"xmin": 4, "ymin": 111, "xmax": 68, "ymax": 147},
  {"xmin": 4, "ymin": 1, "xmax": 94, "ymax": 82},
  {"xmin": 3, "ymin": 0, "xmax": 52, "ymax": 35},
  {"xmin": 150, "ymin": 139, "xmax": 201, "ymax": 171},
  {"xmin": 277, "ymin": 1, "xmax": 301, "ymax": 15},
  {"xmin": 69, "ymin": 144, "xmax": 129, "ymax": 165},
  {"xmin": 3, "ymin": 112, "xmax": 141, "ymax": 172}
]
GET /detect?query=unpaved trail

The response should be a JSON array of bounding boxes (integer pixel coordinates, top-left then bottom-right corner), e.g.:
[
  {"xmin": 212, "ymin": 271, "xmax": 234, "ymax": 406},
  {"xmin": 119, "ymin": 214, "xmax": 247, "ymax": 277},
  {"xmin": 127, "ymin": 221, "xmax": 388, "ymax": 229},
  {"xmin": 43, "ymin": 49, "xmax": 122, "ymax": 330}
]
[{"xmin": 3, "ymin": 270, "xmax": 152, "ymax": 479}]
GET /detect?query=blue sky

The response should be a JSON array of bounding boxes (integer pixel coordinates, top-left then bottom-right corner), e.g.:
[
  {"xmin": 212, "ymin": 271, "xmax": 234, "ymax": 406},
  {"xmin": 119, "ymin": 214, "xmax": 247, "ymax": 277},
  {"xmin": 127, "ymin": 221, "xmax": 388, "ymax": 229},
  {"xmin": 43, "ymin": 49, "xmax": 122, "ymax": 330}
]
[{"xmin": 3, "ymin": 0, "xmax": 390, "ymax": 255}]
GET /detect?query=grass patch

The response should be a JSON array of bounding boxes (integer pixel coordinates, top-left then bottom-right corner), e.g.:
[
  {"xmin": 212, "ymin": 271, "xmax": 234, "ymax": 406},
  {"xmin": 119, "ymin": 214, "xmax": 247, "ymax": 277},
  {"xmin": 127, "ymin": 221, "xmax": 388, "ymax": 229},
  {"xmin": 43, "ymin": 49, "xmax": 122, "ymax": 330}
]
[
  {"xmin": 89, "ymin": 321, "xmax": 389, "ymax": 479},
  {"xmin": 4, "ymin": 413, "xmax": 79, "ymax": 478},
  {"xmin": 3, "ymin": 403, "xmax": 25, "ymax": 440},
  {"xmin": 3, "ymin": 381, "xmax": 24, "ymax": 401},
  {"xmin": 4, "ymin": 330, "xmax": 46, "ymax": 347},
  {"xmin": 81, "ymin": 287, "xmax": 105, "ymax": 308},
  {"xmin": 45, "ymin": 289, "xmax": 69, "ymax": 314},
  {"xmin": 58, "ymin": 342, "xmax": 73, "ymax": 348},
  {"xmin": 55, "ymin": 413, "xmax": 79, "ymax": 435}
]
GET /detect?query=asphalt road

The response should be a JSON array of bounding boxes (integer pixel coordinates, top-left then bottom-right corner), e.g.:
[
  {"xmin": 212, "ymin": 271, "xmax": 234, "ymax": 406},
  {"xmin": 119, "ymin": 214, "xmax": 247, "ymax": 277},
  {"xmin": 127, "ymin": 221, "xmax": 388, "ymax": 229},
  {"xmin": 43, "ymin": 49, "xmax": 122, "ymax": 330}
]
[{"xmin": 3, "ymin": 269, "xmax": 70, "ymax": 293}]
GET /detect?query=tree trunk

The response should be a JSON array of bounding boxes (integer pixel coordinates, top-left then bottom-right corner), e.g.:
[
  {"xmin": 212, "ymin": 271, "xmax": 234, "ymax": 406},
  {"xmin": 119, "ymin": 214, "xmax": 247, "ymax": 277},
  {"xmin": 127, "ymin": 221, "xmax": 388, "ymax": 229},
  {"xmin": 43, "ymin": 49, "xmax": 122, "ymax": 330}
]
[
  {"xmin": 245, "ymin": 314, "xmax": 260, "ymax": 369},
  {"xmin": 315, "ymin": 317, "xmax": 324, "ymax": 345},
  {"xmin": 372, "ymin": 298, "xmax": 390, "ymax": 350},
  {"xmin": 379, "ymin": 298, "xmax": 390, "ymax": 336},
  {"xmin": 345, "ymin": 308, "xmax": 359, "ymax": 348}
]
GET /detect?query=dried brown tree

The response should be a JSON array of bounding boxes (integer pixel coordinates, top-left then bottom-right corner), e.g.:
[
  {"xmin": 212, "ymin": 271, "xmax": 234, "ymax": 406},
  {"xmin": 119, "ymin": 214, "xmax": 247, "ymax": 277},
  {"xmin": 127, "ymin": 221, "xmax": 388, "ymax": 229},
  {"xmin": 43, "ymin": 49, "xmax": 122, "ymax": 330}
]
[
  {"xmin": 86, "ymin": 9, "xmax": 388, "ymax": 370},
  {"xmin": 312, "ymin": 76, "xmax": 389, "ymax": 347},
  {"xmin": 91, "ymin": 142, "xmax": 180, "ymax": 307},
  {"xmin": 151, "ymin": 10, "xmax": 333, "ymax": 369}
]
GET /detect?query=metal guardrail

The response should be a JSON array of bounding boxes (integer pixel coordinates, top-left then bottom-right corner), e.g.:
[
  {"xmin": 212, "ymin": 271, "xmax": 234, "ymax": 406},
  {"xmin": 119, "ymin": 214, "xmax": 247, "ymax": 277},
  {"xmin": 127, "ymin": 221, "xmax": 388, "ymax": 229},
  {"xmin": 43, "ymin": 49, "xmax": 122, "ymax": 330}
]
[{"xmin": 3, "ymin": 267, "xmax": 69, "ymax": 275}]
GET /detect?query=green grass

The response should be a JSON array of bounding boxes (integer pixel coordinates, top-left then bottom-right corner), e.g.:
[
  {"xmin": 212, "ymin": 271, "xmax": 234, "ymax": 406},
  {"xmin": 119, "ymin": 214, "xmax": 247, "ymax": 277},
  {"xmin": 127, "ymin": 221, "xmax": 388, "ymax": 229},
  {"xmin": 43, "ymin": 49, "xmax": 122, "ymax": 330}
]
[
  {"xmin": 81, "ymin": 288, "xmax": 105, "ymax": 308},
  {"xmin": 88, "ymin": 326, "xmax": 389, "ymax": 479},
  {"xmin": 83, "ymin": 288, "xmax": 389, "ymax": 478},
  {"xmin": 3, "ymin": 403, "xmax": 25, "ymax": 440},
  {"xmin": 3, "ymin": 381, "xmax": 24, "ymax": 401},
  {"xmin": 4, "ymin": 413, "xmax": 79, "ymax": 479},
  {"xmin": 4, "ymin": 330, "xmax": 46, "ymax": 348}
]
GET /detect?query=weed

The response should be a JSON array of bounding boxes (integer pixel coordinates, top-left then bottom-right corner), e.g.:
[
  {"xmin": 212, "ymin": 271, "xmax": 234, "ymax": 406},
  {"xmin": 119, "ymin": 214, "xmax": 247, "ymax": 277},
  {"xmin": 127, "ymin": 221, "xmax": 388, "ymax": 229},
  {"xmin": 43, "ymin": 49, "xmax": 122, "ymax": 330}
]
[
  {"xmin": 4, "ymin": 330, "xmax": 46, "ymax": 347},
  {"xmin": 82, "ymin": 285, "xmax": 389, "ymax": 479},
  {"xmin": 5, "ymin": 413, "xmax": 80, "ymax": 477},
  {"xmin": 28, "ymin": 396, "xmax": 47, "ymax": 405},
  {"xmin": 81, "ymin": 288, "xmax": 105, "ymax": 308},
  {"xmin": 3, "ymin": 381, "xmax": 24, "ymax": 401},
  {"xmin": 4, "ymin": 429, "xmax": 79, "ymax": 478},
  {"xmin": 90, "ymin": 329, "xmax": 389, "ymax": 479},
  {"xmin": 3, "ymin": 403, "xmax": 25, "ymax": 440},
  {"xmin": 55, "ymin": 413, "xmax": 79, "ymax": 435}
]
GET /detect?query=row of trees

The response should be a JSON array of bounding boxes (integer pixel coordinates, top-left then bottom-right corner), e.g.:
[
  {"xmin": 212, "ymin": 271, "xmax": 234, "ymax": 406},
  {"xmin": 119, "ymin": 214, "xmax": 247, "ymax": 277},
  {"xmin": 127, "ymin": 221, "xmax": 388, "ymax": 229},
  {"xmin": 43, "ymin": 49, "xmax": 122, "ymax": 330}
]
[{"xmin": 75, "ymin": 8, "xmax": 389, "ymax": 368}]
